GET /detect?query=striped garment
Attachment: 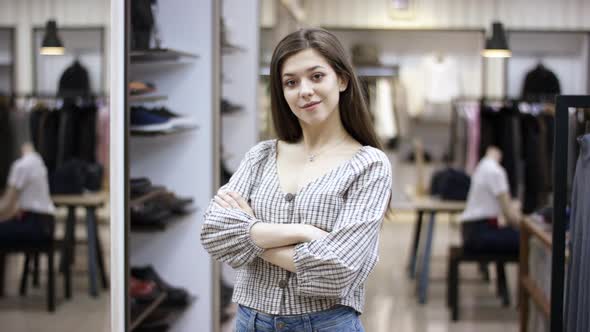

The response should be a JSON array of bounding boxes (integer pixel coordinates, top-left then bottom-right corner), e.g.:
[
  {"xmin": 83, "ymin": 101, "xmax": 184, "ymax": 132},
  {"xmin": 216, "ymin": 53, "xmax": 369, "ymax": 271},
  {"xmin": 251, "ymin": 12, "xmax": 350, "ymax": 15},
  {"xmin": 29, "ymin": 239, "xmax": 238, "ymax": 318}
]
[{"xmin": 200, "ymin": 139, "xmax": 392, "ymax": 315}]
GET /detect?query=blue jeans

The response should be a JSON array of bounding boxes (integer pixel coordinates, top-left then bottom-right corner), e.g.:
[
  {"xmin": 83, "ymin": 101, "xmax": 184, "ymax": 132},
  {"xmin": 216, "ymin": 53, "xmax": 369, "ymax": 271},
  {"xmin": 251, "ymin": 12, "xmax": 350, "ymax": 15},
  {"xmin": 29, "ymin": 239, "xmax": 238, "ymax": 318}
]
[{"xmin": 235, "ymin": 304, "xmax": 364, "ymax": 332}]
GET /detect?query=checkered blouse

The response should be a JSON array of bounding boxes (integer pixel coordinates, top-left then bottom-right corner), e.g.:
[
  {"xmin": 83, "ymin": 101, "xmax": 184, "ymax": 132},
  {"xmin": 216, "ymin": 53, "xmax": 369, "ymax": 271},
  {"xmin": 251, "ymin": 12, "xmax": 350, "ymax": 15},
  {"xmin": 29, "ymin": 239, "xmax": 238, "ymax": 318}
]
[{"xmin": 201, "ymin": 139, "xmax": 392, "ymax": 315}]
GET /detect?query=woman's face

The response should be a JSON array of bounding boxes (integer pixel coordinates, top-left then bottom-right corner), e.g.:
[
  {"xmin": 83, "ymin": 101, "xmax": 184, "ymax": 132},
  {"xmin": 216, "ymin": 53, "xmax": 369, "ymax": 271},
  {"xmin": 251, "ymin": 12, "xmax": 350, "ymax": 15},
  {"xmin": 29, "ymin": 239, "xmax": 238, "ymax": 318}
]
[{"xmin": 280, "ymin": 48, "xmax": 348, "ymax": 128}]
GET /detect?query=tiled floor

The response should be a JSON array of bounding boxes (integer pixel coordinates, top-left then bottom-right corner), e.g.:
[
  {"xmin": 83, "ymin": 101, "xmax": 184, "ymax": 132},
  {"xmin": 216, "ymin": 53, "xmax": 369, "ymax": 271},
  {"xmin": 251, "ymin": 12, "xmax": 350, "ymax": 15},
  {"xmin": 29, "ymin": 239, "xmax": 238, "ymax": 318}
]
[{"xmin": 360, "ymin": 214, "xmax": 519, "ymax": 332}]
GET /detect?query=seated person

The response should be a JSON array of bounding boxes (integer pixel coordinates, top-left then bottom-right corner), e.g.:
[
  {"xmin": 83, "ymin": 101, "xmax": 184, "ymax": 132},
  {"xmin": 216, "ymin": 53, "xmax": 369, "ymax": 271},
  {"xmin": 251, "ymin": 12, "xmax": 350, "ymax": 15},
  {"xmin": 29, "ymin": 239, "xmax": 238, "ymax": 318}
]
[
  {"xmin": 460, "ymin": 146, "xmax": 521, "ymax": 254},
  {"xmin": 0, "ymin": 143, "xmax": 55, "ymax": 245}
]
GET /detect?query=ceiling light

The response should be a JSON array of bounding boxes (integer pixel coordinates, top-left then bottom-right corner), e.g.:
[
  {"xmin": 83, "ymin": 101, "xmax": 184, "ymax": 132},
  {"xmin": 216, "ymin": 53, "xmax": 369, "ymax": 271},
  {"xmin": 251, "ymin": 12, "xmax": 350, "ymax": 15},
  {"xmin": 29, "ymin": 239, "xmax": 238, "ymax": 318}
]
[
  {"xmin": 41, "ymin": 20, "xmax": 65, "ymax": 55},
  {"xmin": 482, "ymin": 21, "xmax": 511, "ymax": 58}
]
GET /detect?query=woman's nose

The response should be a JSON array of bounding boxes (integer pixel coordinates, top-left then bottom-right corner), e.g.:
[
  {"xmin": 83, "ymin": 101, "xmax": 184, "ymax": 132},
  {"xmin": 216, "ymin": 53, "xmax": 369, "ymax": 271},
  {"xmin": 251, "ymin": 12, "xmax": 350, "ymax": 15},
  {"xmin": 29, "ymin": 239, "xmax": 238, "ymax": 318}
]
[{"xmin": 299, "ymin": 79, "xmax": 314, "ymax": 97}]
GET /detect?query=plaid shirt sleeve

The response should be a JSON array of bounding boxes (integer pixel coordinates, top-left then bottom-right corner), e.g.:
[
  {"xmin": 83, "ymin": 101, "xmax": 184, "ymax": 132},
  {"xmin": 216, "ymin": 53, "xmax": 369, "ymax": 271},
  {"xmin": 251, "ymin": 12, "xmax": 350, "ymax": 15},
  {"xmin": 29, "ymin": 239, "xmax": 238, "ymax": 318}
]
[
  {"xmin": 200, "ymin": 144, "xmax": 268, "ymax": 269},
  {"xmin": 292, "ymin": 156, "xmax": 392, "ymax": 298}
]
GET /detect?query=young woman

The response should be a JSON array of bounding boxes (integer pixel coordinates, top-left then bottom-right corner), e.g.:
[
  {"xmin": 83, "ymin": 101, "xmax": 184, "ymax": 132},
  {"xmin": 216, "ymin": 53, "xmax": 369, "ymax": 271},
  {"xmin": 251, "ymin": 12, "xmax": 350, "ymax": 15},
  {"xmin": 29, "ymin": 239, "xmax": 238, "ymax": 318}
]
[{"xmin": 201, "ymin": 28, "xmax": 392, "ymax": 332}]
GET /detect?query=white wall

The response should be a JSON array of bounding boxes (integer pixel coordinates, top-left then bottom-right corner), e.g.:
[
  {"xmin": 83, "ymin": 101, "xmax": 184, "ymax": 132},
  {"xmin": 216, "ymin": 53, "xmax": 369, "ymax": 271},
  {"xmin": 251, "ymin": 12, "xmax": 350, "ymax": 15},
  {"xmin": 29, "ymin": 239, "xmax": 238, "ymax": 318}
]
[
  {"xmin": 222, "ymin": 0, "xmax": 261, "ymax": 172},
  {"xmin": 0, "ymin": 0, "xmax": 110, "ymax": 93},
  {"xmin": 128, "ymin": 0, "xmax": 216, "ymax": 331},
  {"xmin": 261, "ymin": 0, "xmax": 590, "ymax": 30}
]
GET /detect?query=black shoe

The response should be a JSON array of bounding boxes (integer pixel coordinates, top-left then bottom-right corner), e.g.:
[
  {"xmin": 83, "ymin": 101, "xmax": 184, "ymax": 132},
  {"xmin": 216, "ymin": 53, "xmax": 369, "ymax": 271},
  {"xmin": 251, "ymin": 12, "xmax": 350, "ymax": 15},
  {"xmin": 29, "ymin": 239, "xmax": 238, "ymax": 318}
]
[
  {"xmin": 131, "ymin": 266, "xmax": 191, "ymax": 307},
  {"xmin": 130, "ymin": 198, "xmax": 173, "ymax": 226},
  {"xmin": 221, "ymin": 99, "xmax": 243, "ymax": 114},
  {"xmin": 130, "ymin": 177, "xmax": 152, "ymax": 196}
]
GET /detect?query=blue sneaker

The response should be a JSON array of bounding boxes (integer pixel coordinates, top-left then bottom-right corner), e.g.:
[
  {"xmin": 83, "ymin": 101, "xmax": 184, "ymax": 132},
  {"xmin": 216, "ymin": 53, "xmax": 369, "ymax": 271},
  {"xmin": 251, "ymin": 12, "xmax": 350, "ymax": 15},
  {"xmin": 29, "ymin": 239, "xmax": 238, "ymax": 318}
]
[{"xmin": 130, "ymin": 107, "xmax": 173, "ymax": 132}]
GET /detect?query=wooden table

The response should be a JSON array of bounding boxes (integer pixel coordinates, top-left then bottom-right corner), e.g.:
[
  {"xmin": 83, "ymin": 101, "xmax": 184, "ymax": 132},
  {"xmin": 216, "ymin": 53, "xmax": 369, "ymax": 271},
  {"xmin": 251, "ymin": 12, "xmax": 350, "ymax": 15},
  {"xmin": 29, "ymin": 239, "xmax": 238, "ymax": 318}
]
[
  {"xmin": 519, "ymin": 217, "xmax": 553, "ymax": 332},
  {"xmin": 52, "ymin": 191, "xmax": 109, "ymax": 297},
  {"xmin": 391, "ymin": 196, "xmax": 466, "ymax": 304}
]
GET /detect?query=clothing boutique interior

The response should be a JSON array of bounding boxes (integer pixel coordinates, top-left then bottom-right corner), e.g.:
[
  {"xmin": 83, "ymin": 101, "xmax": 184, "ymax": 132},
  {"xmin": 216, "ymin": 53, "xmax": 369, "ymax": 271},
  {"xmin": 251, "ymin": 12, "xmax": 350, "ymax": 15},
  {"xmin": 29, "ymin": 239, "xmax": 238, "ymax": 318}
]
[{"xmin": 0, "ymin": 0, "xmax": 589, "ymax": 331}]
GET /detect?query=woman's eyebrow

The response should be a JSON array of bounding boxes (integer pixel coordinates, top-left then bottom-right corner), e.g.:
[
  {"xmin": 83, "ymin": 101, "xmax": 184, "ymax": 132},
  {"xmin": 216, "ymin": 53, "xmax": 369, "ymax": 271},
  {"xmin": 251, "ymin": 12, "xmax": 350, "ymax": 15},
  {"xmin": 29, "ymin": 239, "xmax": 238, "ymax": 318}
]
[{"xmin": 282, "ymin": 65, "xmax": 326, "ymax": 77}]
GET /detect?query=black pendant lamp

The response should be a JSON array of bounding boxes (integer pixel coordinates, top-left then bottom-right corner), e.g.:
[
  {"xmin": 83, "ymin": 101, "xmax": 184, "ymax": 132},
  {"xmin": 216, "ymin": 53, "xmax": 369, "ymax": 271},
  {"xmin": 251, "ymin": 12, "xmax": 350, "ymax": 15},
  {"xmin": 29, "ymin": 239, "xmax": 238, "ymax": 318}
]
[
  {"xmin": 482, "ymin": 21, "xmax": 511, "ymax": 58},
  {"xmin": 40, "ymin": 20, "xmax": 65, "ymax": 55}
]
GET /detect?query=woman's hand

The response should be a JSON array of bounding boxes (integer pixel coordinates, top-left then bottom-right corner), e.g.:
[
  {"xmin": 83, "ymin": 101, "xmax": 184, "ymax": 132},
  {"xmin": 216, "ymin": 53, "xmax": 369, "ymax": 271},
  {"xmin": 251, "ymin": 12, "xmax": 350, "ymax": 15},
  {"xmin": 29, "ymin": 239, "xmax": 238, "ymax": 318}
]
[
  {"xmin": 214, "ymin": 191, "xmax": 255, "ymax": 217},
  {"xmin": 300, "ymin": 224, "xmax": 329, "ymax": 242}
]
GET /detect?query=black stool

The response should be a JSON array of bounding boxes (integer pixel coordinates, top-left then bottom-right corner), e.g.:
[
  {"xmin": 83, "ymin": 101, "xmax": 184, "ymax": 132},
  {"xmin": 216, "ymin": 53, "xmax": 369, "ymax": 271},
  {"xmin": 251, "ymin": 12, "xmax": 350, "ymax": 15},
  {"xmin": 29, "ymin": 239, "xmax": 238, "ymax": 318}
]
[
  {"xmin": 447, "ymin": 245, "xmax": 518, "ymax": 321},
  {"xmin": 0, "ymin": 223, "xmax": 71, "ymax": 312}
]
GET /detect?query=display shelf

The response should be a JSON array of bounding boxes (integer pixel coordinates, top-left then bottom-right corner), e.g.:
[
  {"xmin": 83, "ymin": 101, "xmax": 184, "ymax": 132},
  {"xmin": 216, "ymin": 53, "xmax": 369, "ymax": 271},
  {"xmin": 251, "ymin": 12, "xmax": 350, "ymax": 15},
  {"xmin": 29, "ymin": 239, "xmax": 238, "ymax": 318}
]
[
  {"xmin": 129, "ymin": 189, "xmax": 168, "ymax": 208},
  {"xmin": 130, "ymin": 126, "xmax": 199, "ymax": 137},
  {"xmin": 222, "ymin": 44, "xmax": 246, "ymax": 55},
  {"xmin": 258, "ymin": 65, "xmax": 399, "ymax": 78},
  {"xmin": 355, "ymin": 65, "xmax": 399, "ymax": 78},
  {"xmin": 131, "ymin": 296, "xmax": 198, "ymax": 331},
  {"xmin": 130, "ymin": 211, "xmax": 198, "ymax": 233},
  {"xmin": 123, "ymin": 1, "xmax": 218, "ymax": 331},
  {"xmin": 130, "ymin": 292, "xmax": 167, "ymax": 331},
  {"xmin": 129, "ymin": 95, "xmax": 168, "ymax": 103},
  {"xmin": 130, "ymin": 48, "xmax": 199, "ymax": 63}
]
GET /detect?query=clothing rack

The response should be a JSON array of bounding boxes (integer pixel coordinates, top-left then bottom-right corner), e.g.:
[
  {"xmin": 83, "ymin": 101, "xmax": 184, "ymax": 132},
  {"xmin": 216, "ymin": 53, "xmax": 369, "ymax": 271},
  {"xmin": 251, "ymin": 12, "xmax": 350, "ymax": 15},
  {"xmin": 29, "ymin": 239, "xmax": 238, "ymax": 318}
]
[
  {"xmin": 551, "ymin": 95, "xmax": 590, "ymax": 332},
  {"xmin": 1, "ymin": 92, "xmax": 108, "ymax": 109},
  {"xmin": 5, "ymin": 92, "xmax": 108, "ymax": 99}
]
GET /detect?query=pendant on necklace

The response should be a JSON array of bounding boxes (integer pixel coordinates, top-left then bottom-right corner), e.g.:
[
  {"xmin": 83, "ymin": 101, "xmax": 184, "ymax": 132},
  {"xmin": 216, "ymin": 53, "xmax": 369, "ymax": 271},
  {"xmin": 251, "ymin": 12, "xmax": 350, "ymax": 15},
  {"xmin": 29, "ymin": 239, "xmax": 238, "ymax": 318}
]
[{"xmin": 308, "ymin": 155, "xmax": 316, "ymax": 162}]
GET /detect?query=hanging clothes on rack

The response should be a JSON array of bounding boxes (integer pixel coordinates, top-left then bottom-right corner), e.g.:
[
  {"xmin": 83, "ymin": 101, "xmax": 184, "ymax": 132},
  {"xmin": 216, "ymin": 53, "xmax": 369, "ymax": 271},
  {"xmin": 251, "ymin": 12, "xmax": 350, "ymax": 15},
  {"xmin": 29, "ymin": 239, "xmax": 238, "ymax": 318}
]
[
  {"xmin": 565, "ymin": 132, "xmax": 590, "ymax": 332},
  {"xmin": 449, "ymin": 100, "xmax": 479, "ymax": 173},
  {"xmin": 479, "ymin": 101, "xmax": 520, "ymax": 197},
  {"xmin": 0, "ymin": 98, "xmax": 16, "ymax": 190},
  {"xmin": 521, "ymin": 63, "xmax": 561, "ymax": 102},
  {"xmin": 422, "ymin": 54, "xmax": 460, "ymax": 124},
  {"xmin": 373, "ymin": 78, "xmax": 397, "ymax": 143},
  {"xmin": 22, "ymin": 95, "xmax": 101, "ymax": 194},
  {"xmin": 521, "ymin": 112, "xmax": 550, "ymax": 213},
  {"xmin": 58, "ymin": 59, "xmax": 91, "ymax": 101}
]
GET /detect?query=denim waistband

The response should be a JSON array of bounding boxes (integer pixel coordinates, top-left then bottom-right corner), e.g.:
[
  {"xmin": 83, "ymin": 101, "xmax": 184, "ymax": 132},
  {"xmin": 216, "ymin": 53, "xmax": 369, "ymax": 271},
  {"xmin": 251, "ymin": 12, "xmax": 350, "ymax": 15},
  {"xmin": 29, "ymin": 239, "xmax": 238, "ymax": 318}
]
[
  {"xmin": 241, "ymin": 304, "xmax": 356, "ymax": 321},
  {"xmin": 237, "ymin": 304, "xmax": 361, "ymax": 332}
]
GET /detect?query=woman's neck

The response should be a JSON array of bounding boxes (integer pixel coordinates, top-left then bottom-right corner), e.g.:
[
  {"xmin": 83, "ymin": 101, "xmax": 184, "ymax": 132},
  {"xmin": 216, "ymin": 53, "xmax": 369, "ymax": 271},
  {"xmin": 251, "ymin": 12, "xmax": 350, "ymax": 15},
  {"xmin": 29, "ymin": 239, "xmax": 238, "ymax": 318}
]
[{"xmin": 299, "ymin": 119, "xmax": 350, "ymax": 152}]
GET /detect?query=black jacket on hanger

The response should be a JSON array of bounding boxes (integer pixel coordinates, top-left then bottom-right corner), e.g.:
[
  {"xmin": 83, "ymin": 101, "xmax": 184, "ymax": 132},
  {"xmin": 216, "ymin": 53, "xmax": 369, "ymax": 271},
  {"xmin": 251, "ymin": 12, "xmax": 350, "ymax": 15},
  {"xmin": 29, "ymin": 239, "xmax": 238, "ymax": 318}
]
[
  {"xmin": 58, "ymin": 60, "xmax": 91, "ymax": 99},
  {"xmin": 521, "ymin": 64, "xmax": 561, "ymax": 102}
]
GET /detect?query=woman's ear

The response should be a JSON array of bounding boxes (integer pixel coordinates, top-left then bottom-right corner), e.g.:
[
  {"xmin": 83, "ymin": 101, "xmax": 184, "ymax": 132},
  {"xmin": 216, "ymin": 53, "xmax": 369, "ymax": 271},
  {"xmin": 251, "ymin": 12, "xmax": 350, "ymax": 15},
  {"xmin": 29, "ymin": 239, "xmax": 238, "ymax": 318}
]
[{"xmin": 338, "ymin": 75, "xmax": 349, "ymax": 92}]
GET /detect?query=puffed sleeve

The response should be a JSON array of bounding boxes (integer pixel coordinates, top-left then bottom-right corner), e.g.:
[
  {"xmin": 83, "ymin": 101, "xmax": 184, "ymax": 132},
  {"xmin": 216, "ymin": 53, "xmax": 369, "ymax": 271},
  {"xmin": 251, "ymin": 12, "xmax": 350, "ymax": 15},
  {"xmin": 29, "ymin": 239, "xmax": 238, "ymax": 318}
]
[
  {"xmin": 293, "ymin": 152, "xmax": 392, "ymax": 298},
  {"xmin": 200, "ymin": 141, "xmax": 271, "ymax": 269}
]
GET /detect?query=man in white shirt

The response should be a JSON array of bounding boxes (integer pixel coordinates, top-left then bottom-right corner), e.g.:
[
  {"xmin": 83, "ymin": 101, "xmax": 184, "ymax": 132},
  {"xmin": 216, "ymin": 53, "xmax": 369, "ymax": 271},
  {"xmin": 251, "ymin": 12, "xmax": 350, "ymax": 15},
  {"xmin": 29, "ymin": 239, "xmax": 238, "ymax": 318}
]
[
  {"xmin": 0, "ymin": 143, "xmax": 55, "ymax": 245},
  {"xmin": 460, "ymin": 146, "xmax": 521, "ymax": 254}
]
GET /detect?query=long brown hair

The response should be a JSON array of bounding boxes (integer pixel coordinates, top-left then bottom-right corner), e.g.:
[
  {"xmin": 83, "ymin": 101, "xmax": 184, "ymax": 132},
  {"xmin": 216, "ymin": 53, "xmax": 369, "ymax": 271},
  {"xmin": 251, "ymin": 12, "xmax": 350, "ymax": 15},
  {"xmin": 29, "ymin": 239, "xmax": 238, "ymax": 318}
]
[{"xmin": 269, "ymin": 28, "xmax": 382, "ymax": 150}]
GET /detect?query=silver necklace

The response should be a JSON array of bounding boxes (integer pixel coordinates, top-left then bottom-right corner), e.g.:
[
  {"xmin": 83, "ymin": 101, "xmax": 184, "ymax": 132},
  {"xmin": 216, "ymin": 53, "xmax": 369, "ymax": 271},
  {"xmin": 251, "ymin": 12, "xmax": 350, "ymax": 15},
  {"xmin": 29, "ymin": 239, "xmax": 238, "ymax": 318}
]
[{"xmin": 306, "ymin": 135, "xmax": 348, "ymax": 162}]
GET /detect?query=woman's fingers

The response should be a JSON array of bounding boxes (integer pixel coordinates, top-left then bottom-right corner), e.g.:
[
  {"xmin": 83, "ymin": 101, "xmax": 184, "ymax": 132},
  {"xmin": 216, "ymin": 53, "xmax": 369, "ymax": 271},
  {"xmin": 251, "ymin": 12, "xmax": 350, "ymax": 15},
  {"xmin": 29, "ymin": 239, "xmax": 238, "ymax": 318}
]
[
  {"xmin": 214, "ymin": 195, "xmax": 231, "ymax": 208},
  {"xmin": 216, "ymin": 192, "xmax": 239, "ymax": 208},
  {"xmin": 215, "ymin": 191, "xmax": 254, "ymax": 217},
  {"xmin": 229, "ymin": 192, "xmax": 254, "ymax": 216},
  {"xmin": 229, "ymin": 192, "xmax": 248, "ymax": 209}
]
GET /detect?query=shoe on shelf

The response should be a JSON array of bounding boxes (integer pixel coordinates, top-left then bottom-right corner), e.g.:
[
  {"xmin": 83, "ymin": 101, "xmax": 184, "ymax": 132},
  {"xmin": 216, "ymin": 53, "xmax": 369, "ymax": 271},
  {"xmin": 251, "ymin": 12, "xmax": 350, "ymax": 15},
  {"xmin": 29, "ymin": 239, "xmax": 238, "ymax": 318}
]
[
  {"xmin": 131, "ymin": 265, "xmax": 191, "ymax": 307},
  {"xmin": 221, "ymin": 99, "xmax": 243, "ymax": 114},
  {"xmin": 150, "ymin": 107, "xmax": 198, "ymax": 130},
  {"xmin": 130, "ymin": 107, "xmax": 174, "ymax": 133},
  {"xmin": 130, "ymin": 177, "xmax": 167, "ymax": 200},
  {"xmin": 131, "ymin": 198, "xmax": 174, "ymax": 226},
  {"xmin": 129, "ymin": 81, "xmax": 156, "ymax": 95},
  {"xmin": 220, "ymin": 18, "xmax": 244, "ymax": 52},
  {"xmin": 159, "ymin": 192, "xmax": 196, "ymax": 215},
  {"xmin": 130, "ymin": 277, "xmax": 161, "ymax": 304}
]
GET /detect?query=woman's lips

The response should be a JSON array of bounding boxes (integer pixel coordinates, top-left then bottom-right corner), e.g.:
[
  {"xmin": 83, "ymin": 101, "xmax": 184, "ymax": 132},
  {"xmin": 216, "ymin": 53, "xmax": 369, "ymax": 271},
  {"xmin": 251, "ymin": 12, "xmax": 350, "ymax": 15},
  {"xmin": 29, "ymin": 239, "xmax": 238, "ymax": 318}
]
[{"xmin": 301, "ymin": 101, "xmax": 321, "ymax": 111}]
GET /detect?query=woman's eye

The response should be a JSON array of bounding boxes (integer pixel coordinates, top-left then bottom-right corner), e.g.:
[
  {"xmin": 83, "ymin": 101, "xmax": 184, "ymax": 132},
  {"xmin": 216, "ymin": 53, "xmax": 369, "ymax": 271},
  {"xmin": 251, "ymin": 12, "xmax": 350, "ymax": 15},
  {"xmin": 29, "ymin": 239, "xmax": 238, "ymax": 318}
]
[
  {"xmin": 284, "ymin": 80, "xmax": 296, "ymax": 87},
  {"xmin": 312, "ymin": 73, "xmax": 324, "ymax": 80}
]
